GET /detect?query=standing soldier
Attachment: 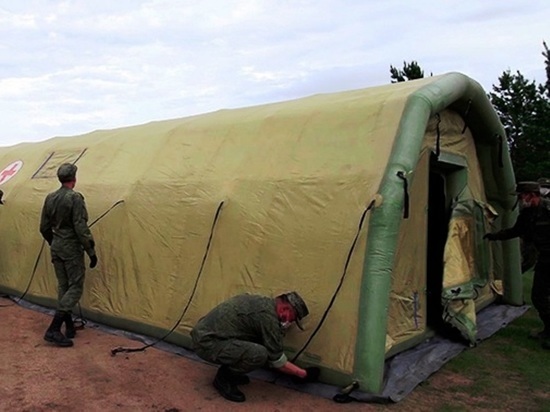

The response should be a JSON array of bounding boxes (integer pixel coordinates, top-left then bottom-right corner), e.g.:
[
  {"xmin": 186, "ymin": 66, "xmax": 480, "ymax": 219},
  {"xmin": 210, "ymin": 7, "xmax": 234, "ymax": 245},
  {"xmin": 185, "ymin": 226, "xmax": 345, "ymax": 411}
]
[
  {"xmin": 40, "ymin": 163, "xmax": 98, "ymax": 347},
  {"xmin": 484, "ymin": 181, "xmax": 550, "ymax": 350}
]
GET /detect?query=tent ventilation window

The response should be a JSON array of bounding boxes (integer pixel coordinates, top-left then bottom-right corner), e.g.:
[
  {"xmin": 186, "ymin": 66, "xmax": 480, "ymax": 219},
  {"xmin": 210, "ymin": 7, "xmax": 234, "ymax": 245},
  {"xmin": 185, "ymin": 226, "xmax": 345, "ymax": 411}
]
[{"xmin": 32, "ymin": 149, "xmax": 87, "ymax": 179}]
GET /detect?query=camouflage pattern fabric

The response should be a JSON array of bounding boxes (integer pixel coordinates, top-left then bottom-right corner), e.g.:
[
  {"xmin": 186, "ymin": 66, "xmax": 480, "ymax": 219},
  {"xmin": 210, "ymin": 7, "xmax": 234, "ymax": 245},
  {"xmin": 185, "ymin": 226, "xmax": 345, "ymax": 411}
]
[
  {"xmin": 191, "ymin": 294, "xmax": 287, "ymax": 373},
  {"xmin": 52, "ymin": 255, "xmax": 85, "ymax": 313},
  {"xmin": 492, "ymin": 198, "xmax": 550, "ymax": 329},
  {"xmin": 40, "ymin": 186, "xmax": 95, "ymax": 259},
  {"xmin": 492, "ymin": 199, "xmax": 550, "ymax": 256},
  {"xmin": 40, "ymin": 185, "xmax": 95, "ymax": 313},
  {"xmin": 521, "ymin": 240, "xmax": 538, "ymax": 273}
]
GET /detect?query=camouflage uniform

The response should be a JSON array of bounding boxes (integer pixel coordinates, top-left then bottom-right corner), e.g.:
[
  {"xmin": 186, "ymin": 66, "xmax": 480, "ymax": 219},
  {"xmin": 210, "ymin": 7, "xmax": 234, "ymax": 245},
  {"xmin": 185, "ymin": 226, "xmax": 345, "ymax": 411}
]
[
  {"xmin": 40, "ymin": 169, "xmax": 95, "ymax": 314},
  {"xmin": 490, "ymin": 195, "xmax": 550, "ymax": 337},
  {"xmin": 522, "ymin": 178, "xmax": 550, "ymax": 272},
  {"xmin": 191, "ymin": 294, "xmax": 288, "ymax": 373}
]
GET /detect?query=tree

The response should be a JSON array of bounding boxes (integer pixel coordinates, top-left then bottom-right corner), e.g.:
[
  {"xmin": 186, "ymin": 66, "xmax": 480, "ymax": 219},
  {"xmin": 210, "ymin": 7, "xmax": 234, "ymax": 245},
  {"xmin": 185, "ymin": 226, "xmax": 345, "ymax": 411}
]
[
  {"xmin": 389, "ymin": 61, "xmax": 425, "ymax": 83},
  {"xmin": 489, "ymin": 42, "xmax": 550, "ymax": 181},
  {"xmin": 543, "ymin": 41, "xmax": 550, "ymax": 97}
]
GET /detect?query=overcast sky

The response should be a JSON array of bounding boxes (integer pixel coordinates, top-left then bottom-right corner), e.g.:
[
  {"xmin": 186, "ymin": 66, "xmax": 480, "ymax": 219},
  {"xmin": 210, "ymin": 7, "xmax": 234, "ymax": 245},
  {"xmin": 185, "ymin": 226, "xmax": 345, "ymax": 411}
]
[{"xmin": 0, "ymin": 1, "xmax": 549, "ymax": 147}]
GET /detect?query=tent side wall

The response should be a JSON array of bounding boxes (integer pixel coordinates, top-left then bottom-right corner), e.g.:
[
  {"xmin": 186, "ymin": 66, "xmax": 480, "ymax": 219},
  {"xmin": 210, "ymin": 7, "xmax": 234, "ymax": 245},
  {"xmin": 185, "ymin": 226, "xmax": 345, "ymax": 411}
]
[
  {"xmin": 0, "ymin": 85, "xmax": 415, "ymax": 386},
  {"xmin": 354, "ymin": 72, "xmax": 520, "ymax": 394}
]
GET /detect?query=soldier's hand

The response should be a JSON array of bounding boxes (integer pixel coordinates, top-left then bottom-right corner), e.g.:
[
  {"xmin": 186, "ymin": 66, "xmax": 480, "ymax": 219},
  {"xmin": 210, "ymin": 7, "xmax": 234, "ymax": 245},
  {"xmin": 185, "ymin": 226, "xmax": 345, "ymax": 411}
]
[
  {"xmin": 483, "ymin": 233, "xmax": 497, "ymax": 241},
  {"xmin": 303, "ymin": 367, "xmax": 321, "ymax": 382},
  {"xmin": 89, "ymin": 254, "xmax": 98, "ymax": 269},
  {"xmin": 292, "ymin": 367, "xmax": 321, "ymax": 384}
]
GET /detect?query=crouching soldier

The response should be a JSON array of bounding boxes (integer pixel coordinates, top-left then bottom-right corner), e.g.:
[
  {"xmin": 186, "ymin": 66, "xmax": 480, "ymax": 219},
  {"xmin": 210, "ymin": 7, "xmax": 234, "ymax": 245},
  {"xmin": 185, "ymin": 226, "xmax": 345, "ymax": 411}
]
[
  {"xmin": 191, "ymin": 291, "xmax": 320, "ymax": 402},
  {"xmin": 39, "ymin": 163, "xmax": 98, "ymax": 347}
]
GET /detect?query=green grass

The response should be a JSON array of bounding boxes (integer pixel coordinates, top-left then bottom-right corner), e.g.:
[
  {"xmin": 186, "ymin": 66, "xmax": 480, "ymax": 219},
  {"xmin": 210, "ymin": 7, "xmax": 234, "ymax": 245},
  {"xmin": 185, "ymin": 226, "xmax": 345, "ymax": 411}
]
[{"xmin": 395, "ymin": 271, "xmax": 550, "ymax": 411}]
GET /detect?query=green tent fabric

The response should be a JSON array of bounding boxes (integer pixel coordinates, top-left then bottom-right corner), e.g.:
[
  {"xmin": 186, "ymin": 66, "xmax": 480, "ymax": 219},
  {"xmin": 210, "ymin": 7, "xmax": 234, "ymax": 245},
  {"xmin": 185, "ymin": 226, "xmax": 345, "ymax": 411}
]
[{"xmin": 0, "ymin": 72, "xmax": 522, "ymax": 394}]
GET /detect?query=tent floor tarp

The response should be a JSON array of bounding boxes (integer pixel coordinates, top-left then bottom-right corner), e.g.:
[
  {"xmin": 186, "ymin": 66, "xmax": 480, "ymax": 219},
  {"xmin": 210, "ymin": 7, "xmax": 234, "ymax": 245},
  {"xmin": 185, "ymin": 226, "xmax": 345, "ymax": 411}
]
[{"xmin": 4, "ymin": 295, "xmax": 528, "ymax": 404}]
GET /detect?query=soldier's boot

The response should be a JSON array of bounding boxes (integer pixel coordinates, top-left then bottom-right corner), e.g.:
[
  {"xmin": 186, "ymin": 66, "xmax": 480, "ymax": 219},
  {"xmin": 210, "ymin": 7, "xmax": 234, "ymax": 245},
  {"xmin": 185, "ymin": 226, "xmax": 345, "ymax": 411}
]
[
  {"xmin": 223, "ymin": 366, "xmax": 251, "ymax": 385},
  {"xmin": 213, "ymin": 366, "xmax": 246, "ymax": 402},
  {"xmin": 529, "ymin": 319, "xmax": 550, "ymax": 340},
  {"xmin": 539, "ymin": 319, "xmax": 550, "ymax": 349},
  {"xmin": 64, "ymin": 312, "xmax": 77, "ymax": 339},
  {"xmin": 232, "ymin": 373, "xmax": 251, "ymax": 385},
  {"xmin": 44, "ymin": 311, "xmax": 74, "ymax": 347},
  {"xmin": 528, "ymin": 329, "xmax": 549, "ymax": 339}
]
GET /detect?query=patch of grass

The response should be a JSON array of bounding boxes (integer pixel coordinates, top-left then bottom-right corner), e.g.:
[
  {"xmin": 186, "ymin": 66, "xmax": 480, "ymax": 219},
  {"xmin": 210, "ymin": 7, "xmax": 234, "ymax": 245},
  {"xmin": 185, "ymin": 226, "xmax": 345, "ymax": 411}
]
[{"xmin": 398, "ymin": 270, "xmax": 550, "ymax": 411}]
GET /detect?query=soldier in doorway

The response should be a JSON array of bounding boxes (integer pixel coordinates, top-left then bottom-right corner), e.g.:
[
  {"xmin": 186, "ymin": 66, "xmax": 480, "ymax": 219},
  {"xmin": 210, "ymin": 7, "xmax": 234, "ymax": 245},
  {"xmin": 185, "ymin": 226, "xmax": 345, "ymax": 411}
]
[{"xmin": 484, "ymin": 181, "xmax": 550, "ymax": 350}]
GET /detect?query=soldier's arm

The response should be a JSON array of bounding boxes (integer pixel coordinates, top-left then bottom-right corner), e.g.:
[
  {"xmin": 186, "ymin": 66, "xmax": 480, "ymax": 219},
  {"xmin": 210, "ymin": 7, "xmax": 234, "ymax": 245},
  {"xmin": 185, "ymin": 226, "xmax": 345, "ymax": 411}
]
[
  {"xmin": 275, "ymin": 360, "xmax": 307, "ymax": 378},
  {"xmin": 72, "ymin": 193, "xmax": 96, "ymax": 257},
  {"xmin": 39, "ymin": 197, "xmax": 53, "ymax": 245},
  {"xmin": 491, "ymin": 210, "xmax": 529, "ymax": 240},
  {"xmin": 259, "ymin": 317, "xmax": 307, "ymax": 378}
]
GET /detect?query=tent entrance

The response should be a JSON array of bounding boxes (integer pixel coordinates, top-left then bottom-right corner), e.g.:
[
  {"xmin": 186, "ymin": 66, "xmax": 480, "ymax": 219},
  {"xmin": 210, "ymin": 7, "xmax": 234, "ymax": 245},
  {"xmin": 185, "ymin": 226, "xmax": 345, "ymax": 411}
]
[{"xmin": 426, "ymin": 153, "xmax": 468, "ymax": 338}]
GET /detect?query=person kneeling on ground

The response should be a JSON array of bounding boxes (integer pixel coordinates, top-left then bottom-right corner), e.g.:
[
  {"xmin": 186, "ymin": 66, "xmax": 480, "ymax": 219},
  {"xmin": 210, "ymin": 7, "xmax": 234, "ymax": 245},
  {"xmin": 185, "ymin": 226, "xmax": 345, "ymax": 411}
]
[{"xmin": 191, "ymin": 291, "xmax": 320, "ymax": 402}]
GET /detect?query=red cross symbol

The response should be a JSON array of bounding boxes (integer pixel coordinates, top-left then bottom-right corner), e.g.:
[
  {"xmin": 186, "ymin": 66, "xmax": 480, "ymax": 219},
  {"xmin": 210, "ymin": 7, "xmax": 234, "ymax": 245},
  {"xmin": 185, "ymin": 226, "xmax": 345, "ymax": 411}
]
[{"xmin": 0, "ymin": 161, "xmax": 23, "ymax": 185}]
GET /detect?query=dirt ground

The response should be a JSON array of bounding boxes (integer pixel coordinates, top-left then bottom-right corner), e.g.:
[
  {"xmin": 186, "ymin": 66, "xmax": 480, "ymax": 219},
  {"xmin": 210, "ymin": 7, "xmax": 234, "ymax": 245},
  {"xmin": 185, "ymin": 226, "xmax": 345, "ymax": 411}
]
[{"xmin": 0, "ymin": 297, "xmax": 509, "ymax": 412}]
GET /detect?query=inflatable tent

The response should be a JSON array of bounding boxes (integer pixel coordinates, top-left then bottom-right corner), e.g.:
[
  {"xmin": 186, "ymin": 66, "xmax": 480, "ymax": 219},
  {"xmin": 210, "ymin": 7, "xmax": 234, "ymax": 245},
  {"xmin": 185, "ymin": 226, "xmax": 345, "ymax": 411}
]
[{"xmin": 0, "ymin": 72, "xmax": 522, "ymax": 394}]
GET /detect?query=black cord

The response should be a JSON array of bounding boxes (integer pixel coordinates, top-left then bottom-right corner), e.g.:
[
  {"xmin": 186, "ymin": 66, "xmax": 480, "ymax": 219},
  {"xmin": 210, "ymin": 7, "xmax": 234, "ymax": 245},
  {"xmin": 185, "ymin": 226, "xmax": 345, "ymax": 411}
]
[
  {"xmin": 73, "ymin": 302, "xmax": 88, "ymax": 329},
  {"xmin": 291, "ymin": 200, "xmax": 375, "ymax": 362},
  {"xmin": 0, "ymin": 240, "xmax": 46, "ymax": 307},
  {"xmin": 111, "ymin": 200, "xmax": 225, "ymax": 356},
  {"xmin": 0, "ymin": 200, "xmax": 125, "ymax": 309},
  {"xmin": 89, "ymin": 200, "xmax": 124, "ymax": 226}
]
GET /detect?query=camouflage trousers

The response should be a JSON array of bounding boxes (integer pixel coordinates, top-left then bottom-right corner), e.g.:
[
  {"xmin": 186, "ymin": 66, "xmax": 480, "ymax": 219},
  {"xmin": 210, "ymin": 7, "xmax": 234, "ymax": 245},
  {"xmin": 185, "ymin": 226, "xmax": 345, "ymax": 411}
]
[
  {"xmin": 532, "ymin": 261, "xmax": 550, "ymax": 329},
  {"xmin": 52, "ymin": 253, "xmax": 86, "ymax": 313},
  {"xmin": 192, "ymin": 338, "xmax": 269, "ymax": 374}
]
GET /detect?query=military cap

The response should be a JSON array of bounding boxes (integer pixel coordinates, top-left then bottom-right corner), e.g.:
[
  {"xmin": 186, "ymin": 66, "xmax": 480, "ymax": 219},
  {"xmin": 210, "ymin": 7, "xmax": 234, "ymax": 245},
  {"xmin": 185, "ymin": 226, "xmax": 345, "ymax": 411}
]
[
  {"xmin": 514, "ymin": 181, "xmax": 540, "ymax": 194},
  {"xmin": 537, "ymin": 177, "xmax": 550, "ymax": 188},
  {"xmin": 283, "ymin": 291, "xmax": 309, "ymax": 330},
  {"xmin": 57, "ymin": 163, "xmax": 78, "ymax": 183}
]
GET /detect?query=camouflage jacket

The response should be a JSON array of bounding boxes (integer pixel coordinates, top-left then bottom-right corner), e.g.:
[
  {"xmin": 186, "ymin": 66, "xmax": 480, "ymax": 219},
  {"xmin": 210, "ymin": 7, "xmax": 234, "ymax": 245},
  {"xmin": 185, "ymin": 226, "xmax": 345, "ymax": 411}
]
[
  {"xmin": 40, "ymin": 186, "xmax": 95, "ymax": 259},
  {"xmin": 191, "ymin": 294, "xmax": 288, "ymax": 368},
  {"xmin": 493, "ymin": 198, "xmax": 550, "ymax": 260}
]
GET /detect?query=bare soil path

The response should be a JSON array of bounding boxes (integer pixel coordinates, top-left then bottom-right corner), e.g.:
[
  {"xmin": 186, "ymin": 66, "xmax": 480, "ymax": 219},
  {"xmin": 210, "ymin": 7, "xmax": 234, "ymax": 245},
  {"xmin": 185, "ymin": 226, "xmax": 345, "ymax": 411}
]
[{"xmin": 2, "ymin": 297, "xmax": 538, "ymax": 411}]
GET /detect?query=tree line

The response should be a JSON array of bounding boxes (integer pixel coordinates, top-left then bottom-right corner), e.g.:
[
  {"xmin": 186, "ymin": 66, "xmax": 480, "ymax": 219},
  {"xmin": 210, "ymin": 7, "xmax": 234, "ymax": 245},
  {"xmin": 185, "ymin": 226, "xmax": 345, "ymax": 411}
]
[{"xmin": 390, "ymin": 42, "xmax": 550, "ymax": 181}]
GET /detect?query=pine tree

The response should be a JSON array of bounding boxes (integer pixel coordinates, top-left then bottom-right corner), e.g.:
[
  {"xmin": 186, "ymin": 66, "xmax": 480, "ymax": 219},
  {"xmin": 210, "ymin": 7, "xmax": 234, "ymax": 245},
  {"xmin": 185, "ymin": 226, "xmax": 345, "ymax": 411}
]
[
  {"xmin": 389, "ymin": 61, "xmax": 425, "ymax": 83},
  {"xmin": 542, "ymin": 41, "xmax": 550, "ymax": 97},
  {"xmin": 489, "ymin": 43, "xmax": 550, "ymax": 181}
]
